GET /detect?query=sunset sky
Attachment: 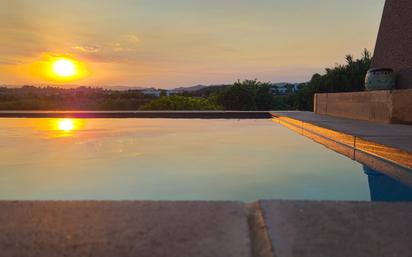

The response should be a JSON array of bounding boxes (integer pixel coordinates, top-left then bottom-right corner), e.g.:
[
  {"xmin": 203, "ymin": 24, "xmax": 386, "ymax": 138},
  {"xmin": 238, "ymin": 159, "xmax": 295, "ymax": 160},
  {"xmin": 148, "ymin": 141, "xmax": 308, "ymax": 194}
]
[{"xmin": 0, "ymin": 0, "xmax": 385, "ymax": 88}]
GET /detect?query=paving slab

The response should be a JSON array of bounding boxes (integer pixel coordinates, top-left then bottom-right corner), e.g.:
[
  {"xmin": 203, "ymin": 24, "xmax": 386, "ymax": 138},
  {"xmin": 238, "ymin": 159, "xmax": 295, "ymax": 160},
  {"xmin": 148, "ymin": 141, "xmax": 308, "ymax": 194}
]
[
  {"xmin": 259, "ymin": 200, "xmax": 412, "ymax": 257},
  {"xmin": 0, "ymin": 201, "xmax": 251, "ymax": 257},
  {"xmin": 362, "ymin": 135, "xmax": 412, "ymax": 153},
  {"xmin": 271, "ymin": 111, "xmax": 412, "ymax": 154}
]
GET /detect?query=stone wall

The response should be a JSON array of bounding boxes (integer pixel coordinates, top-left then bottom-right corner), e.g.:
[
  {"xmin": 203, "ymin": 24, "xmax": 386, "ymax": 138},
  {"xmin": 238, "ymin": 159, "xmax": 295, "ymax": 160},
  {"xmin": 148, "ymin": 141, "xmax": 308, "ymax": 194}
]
[
  {"xmin": 314, "ymin": 90, "xmax": 412, "ymax": 124},
  {"xmin": 372, "ymin": 0, "xmax": 412, "ymax": 89}
]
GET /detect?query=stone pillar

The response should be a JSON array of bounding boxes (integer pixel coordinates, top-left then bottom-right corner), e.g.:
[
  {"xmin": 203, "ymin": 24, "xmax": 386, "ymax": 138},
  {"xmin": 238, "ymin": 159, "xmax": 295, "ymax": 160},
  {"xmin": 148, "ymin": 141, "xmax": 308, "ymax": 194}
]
[{"xmin": 372, "ymin": 0, "xmax": 412, "ymax": 89}]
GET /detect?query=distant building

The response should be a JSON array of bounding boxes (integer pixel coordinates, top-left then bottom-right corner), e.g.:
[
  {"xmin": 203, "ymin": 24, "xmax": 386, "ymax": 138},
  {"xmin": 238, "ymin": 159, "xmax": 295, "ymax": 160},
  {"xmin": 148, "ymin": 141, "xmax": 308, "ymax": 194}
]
[
  {"xmin": 141, "ymin": 88, "xmax": 161, "ymax": 97},
  {"xmin": 166, "ymin": 90, "xmax": 177, "ymax": 96},
  {"xmin": 271, "ymin": 83, "xmax": 301, "ymax": 95}
]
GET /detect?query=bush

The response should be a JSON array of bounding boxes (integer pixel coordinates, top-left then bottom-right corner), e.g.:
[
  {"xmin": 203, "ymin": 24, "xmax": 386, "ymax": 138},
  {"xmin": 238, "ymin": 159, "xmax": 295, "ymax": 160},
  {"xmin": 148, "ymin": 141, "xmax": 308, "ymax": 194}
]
[
  {"xmin": 215, "ymin": 79, "xmax": 276, "ymax": 110},
  {"xmin": 140, "ymin": 95, "xmax": 220, "ymax": 110},
  {"xmin": 290, "ymin": 49, "xmax": 372, "ymax": 111}
]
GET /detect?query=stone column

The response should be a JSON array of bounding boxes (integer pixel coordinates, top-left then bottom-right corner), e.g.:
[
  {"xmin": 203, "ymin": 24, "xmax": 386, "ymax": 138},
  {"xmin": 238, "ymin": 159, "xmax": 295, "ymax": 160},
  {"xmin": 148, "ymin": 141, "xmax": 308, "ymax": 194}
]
[{"xmin": 372, "ymin": 0, "xmax": 412, "ymax": 89}]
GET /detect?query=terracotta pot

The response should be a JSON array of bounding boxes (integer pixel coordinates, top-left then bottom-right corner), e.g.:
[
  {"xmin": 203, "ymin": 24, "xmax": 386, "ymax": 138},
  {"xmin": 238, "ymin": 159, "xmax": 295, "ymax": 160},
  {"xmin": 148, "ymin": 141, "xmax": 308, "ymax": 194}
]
[{"xmin": 365, "ymin": 68, "xmax": 395, "ymax": 91}]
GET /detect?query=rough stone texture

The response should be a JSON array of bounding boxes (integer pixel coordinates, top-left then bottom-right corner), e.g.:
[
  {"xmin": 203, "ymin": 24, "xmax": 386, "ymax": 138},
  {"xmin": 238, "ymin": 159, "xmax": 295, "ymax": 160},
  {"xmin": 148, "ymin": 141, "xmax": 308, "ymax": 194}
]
[
  {"xmin": 326, "ymin": 92, "xmax": 383, "ymax": 122},
  {"xmin": 314, "ymin": 90, "xmax": 412, "ymax": 124},
  {"xmin": 248, "ymin": 203, "xmax": 274, "ymax": 257},
  {"xmin": 2, "ymin": 201, "xmax": 412, "ymax": 257},
  {"xmin": 391, "ymin": 90, "xmax": 412, "ymax": 123},
  {"xmin": 0, "ymin": 201, "xmax": 251, "ymax": 257},
  {"xmin": 313, "ymin": 94, "xmax": 327, "ymax": 114},
  {"xmin": 260, "ymin": 200, "xmax": 412, "ymax": 257},
  {"xmin": 372, "ymin": 0, "xmax": 412, "ymax": 89}
]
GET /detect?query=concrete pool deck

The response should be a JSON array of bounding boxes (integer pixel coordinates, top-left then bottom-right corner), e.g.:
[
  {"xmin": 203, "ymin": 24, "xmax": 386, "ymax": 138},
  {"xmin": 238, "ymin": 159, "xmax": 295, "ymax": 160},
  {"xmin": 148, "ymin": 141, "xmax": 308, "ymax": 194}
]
[
  {"xmin": 0, "ymin": 201, "xmax": 411, "ymax": 257},
  {"xmin": 271, "ymin": 111, "xmax": 412, "ymax": 187}
]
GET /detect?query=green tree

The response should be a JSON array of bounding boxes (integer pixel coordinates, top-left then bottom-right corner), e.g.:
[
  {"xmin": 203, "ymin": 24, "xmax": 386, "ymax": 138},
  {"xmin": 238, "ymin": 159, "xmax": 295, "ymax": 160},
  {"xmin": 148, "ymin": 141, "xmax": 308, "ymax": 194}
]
[
  {"xmin": 291, "ymin": 49, "xmax": 372, "ymax": 111},
  {"xmin": 216, "ymin": 79, "xmax": 275, "ymax": 110},
  {"xmin": 255, "ymin": 84, "xmax": 274, "ymax": 110}
]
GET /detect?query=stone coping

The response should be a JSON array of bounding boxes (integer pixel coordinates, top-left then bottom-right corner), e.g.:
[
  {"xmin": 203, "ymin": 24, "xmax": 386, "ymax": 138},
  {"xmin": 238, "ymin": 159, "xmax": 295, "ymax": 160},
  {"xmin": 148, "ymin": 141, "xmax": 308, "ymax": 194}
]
[
  {"xmin": 271, "ymin": 111, "xmax": 412, "ymax": 186},
  {"xmin": 0, "ymin": 200, "xmax": 411, "ymax": 257},
  {"xmin": 0, "ymin": 111, "xmax": 272, "ymax": 119},
  {"xmin": 258, "ymin": 200, "xmax": 412, "ymax": 257}
]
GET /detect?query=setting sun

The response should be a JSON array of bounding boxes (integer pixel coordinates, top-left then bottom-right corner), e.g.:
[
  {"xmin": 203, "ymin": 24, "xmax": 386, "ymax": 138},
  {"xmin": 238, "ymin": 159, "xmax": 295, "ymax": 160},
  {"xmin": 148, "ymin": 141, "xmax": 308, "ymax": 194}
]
[
  {"xmin": 31, "ymin": 54, "xmax": 90, "ymax": 82},
  {"xmin": 52, "ymin": 59, "xmax": 76, "ymax": 77}
]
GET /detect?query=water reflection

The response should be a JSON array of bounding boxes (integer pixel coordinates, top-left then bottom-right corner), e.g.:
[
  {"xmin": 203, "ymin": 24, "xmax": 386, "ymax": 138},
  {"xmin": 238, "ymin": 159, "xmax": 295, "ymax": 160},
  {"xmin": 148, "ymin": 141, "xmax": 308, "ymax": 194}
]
[
  {"xmin": 47, "ymin": 118, "xmax": 84, "ymax": 137},
  {"xmin": 363, "ymin": 166, "xmax": 412, "ymax": 202},
  {"xmin": 57, "ymin": 119, "xmax": 75, "ymax": 132},
  {"xmin": 0, "ymin": 118, "xmax": 373, "ymax": 201}
]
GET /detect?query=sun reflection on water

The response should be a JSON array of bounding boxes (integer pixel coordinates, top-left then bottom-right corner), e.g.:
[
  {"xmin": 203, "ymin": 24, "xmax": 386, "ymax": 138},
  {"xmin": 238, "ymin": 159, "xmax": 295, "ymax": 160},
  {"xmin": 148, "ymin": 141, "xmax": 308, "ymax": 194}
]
[
  {"xmin": 50, "ymin": 118, "xmax": 83, "ymax": 137},
  {"xmin": 58, "ymin": 119, "xmax": 75, "ymax": 132}
]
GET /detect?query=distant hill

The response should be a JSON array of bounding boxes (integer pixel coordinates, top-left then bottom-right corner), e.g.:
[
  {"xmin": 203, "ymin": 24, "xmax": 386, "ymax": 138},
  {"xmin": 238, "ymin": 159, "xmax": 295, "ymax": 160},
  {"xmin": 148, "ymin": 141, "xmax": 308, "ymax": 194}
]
[
  {"xmin": 171, "ymin": 85, "xmax": 206, "ymax": 93},
  {"xmin": 188, "ymin": 84, "xmax": 231, "ymax": 96},
  {"xmin": 1, "ymin": 82, "xmax": 304, "ymax": 93},
  {"xmin": 105, "ymin": 86, "xmax": 146, "ymax": 91}
]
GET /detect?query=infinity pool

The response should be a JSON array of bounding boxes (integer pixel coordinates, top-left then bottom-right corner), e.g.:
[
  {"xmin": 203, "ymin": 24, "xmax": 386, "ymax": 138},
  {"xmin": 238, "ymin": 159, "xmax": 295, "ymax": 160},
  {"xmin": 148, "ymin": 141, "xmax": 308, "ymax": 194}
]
[{"xmin": 0, "ymin": 118, "xmax": 411, "ymax": 201}]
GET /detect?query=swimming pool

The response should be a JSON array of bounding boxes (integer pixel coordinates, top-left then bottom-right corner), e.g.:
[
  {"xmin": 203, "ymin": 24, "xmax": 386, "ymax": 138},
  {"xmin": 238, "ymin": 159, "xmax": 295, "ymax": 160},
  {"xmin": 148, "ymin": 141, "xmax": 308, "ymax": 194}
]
[{"xmin": 0, "ymin": 118, "xmax": 411, "ymax": 201}]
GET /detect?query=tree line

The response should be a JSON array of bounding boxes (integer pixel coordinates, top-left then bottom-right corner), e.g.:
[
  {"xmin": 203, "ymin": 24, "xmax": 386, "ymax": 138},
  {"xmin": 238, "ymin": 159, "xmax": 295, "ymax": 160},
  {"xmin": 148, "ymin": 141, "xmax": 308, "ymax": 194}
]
[
  {"xmin": 141, "ymin": 49, "xmax": 372, "ymax": 111},
  {"xmin": 0, "ymin": 86, "xmax": 153, "ymax": 110},
  {"xmin": 289, "ymin": 49, "xmax": 372, "ymax": 110}
]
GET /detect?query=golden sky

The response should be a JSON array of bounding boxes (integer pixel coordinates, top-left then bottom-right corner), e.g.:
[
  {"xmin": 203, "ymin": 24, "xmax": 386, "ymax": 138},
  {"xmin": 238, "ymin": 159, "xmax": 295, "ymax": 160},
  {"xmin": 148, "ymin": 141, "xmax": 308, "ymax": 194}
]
[{"xmin": 0, "ymin": 0, "xmax": 385, "ymax": 88}]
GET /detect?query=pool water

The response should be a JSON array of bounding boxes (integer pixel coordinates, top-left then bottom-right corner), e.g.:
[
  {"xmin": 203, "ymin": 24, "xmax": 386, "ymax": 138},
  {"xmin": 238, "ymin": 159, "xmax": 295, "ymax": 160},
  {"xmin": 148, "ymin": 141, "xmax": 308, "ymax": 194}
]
[{"xmin": 0, "ymin": 118, "xmax": 411, "ymax": 202}]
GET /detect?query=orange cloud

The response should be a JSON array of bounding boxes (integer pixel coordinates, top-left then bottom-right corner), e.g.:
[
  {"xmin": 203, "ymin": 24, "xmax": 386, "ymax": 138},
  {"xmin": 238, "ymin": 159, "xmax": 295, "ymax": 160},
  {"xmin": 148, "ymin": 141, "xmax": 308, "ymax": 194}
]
[{"xmin": 72, "ymin": 45, "xmax": 100, "ymax": 53}]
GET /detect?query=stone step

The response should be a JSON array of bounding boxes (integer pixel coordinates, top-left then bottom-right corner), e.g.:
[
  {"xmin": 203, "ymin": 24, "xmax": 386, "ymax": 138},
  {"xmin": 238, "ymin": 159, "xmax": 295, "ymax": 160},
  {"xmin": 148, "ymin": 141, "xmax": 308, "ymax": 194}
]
[{"xmin": 1, "ymin": 201, "xmax": 412, "ymax": 257}]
